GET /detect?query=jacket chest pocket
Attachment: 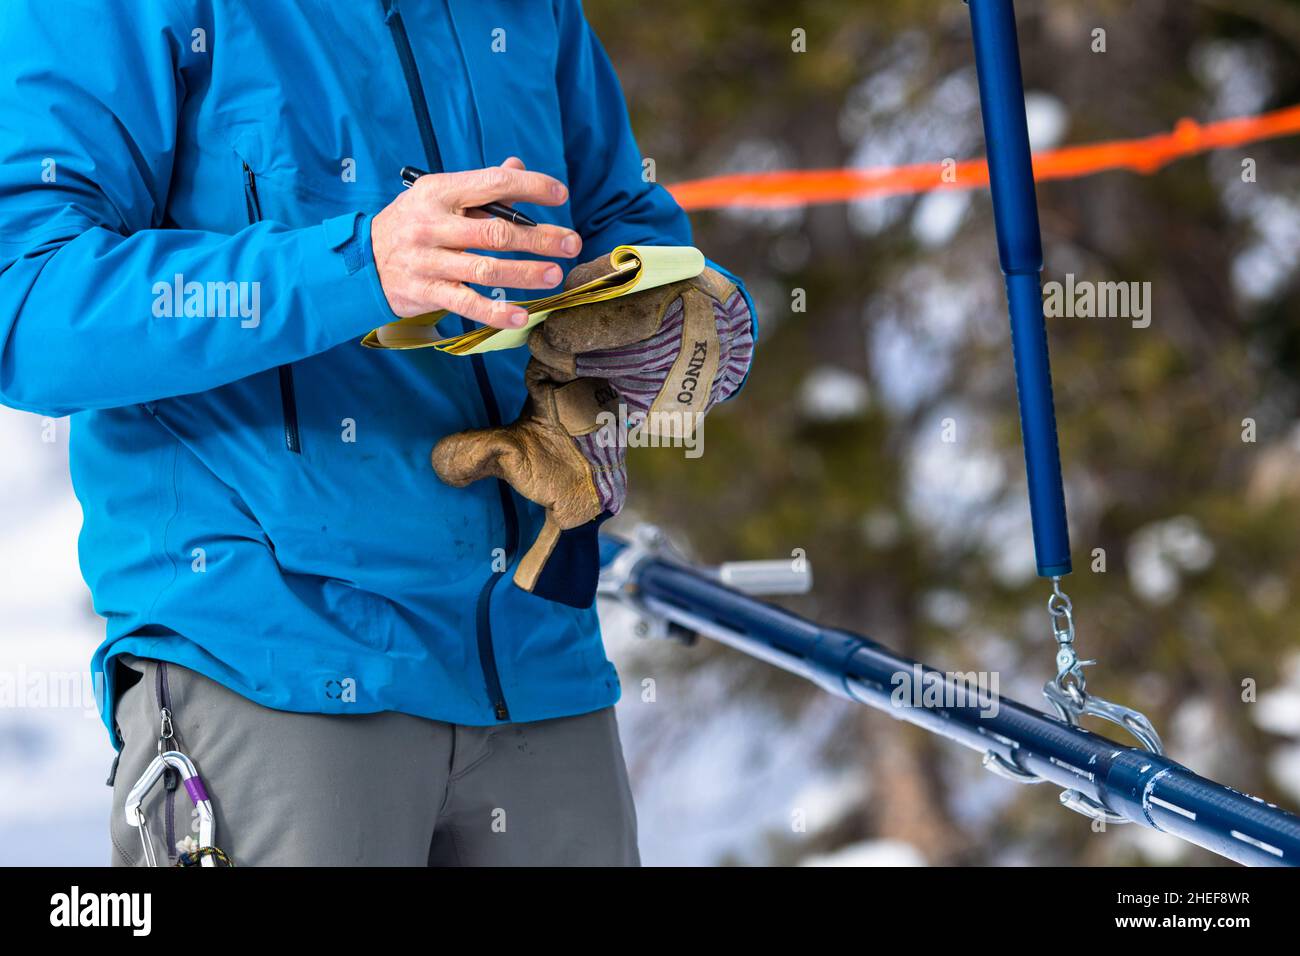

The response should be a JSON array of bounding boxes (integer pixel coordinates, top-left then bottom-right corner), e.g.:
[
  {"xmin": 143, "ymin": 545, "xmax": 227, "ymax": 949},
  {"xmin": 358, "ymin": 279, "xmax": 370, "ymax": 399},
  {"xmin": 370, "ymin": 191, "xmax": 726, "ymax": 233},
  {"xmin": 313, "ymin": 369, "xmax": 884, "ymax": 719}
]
[{"xmin": 241, "ymin": 161, "xmax": 301, "ymax": 455}]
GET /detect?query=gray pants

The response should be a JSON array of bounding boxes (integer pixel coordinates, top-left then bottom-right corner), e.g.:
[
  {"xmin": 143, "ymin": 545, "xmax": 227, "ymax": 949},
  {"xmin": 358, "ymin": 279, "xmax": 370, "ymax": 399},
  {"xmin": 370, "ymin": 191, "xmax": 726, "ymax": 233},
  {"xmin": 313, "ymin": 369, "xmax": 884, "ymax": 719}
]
[{"xmin": 108, "ymin": 655, "xmax": 638, "ymax": 866}]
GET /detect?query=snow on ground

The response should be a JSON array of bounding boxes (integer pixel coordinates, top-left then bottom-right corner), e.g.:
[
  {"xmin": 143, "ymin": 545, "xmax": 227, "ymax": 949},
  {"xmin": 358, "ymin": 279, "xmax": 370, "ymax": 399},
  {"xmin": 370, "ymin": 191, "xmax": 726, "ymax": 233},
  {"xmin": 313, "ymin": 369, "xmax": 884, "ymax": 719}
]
[{"xmin": 801, "ymin": 839, "xmax": 926, "ymax": 867}]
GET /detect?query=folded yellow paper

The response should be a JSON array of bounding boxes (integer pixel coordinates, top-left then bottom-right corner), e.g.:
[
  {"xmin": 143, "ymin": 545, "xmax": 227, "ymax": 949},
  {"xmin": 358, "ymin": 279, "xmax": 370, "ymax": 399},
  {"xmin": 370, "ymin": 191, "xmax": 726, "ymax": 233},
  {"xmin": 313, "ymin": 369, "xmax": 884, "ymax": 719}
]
[{"xmin": 360, "ymin": 245, "xmax": 706, "ymax": 355}]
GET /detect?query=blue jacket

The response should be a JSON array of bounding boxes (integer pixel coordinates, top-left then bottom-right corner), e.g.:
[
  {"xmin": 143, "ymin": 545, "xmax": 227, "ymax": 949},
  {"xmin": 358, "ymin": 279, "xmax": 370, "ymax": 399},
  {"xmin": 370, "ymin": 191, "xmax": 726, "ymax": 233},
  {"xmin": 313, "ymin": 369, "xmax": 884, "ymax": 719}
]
[{"xmin": 0, "ymin": 0, "xmax": 755, "ymax": 742}]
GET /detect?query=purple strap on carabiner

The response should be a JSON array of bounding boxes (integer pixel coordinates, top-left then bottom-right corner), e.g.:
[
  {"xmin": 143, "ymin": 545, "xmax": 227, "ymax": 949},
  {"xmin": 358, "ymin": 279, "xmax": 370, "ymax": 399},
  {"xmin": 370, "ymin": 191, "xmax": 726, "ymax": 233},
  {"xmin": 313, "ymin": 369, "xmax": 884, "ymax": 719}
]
[{"xmin": 184, "ymin": 775, "xmax": 209, "ymax": 804}]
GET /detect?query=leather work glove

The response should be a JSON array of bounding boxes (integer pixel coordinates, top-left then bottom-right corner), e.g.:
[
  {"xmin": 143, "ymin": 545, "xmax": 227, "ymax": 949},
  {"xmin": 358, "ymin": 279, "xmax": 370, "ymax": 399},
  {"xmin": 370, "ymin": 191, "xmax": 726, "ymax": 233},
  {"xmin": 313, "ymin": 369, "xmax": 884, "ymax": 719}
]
[
  {"xmin": 432, "ymin": 361, "xmax": 628, "ymax": 604},
  {"xmin": 528, "ymin": 255, "xmax": 755, "ymax": 440},
  {"xmin": 431, "ymin": 255, "xmax": 754, "ymax": 607}
]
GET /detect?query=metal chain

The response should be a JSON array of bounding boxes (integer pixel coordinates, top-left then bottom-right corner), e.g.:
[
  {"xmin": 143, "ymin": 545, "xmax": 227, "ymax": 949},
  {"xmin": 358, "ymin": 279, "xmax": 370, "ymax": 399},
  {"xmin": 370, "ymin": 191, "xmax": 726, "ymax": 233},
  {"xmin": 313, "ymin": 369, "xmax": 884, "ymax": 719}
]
[{"xmin": 1046, "ymin": 576, "xmax": 1094, "ymax": 707}]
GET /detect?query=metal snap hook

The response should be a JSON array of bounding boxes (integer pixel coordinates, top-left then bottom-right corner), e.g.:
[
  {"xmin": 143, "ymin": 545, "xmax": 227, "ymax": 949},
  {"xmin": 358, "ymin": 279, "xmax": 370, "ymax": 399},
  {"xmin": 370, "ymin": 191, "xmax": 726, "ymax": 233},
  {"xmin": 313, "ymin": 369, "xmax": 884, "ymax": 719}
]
[
  {"xmin": 157, "ymin": 707, "xmax": 173, "ymax": 756},
  {"xmin": 1037, "ymin": 576, "xmax": 1165, "ymax": 824}
]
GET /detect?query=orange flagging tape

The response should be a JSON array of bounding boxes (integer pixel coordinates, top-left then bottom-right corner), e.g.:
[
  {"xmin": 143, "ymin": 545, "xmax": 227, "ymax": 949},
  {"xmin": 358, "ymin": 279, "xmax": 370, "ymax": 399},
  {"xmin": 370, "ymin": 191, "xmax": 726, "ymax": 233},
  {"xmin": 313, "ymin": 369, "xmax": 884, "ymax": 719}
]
[{"xmin": 666, "ymin": 104, "xmax": 1300, "ymax": 210}]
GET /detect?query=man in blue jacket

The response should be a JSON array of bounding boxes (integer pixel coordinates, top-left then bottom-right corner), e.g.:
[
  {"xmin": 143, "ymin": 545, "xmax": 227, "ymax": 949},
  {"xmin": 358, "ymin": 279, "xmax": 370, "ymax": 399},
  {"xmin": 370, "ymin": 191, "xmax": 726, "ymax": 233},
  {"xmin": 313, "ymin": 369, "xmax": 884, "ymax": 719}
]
[{"xmin": 0, "ymin": 1, "xmax": 754, "ymax": 865}]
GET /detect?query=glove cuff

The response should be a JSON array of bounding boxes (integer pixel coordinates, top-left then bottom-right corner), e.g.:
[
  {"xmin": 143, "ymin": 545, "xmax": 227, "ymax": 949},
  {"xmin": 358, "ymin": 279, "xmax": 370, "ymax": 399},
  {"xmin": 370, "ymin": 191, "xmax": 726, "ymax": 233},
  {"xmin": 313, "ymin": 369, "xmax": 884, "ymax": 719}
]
[{"xmin": 514, "ymin": 512, "xmax": 611, "ymax": 609}]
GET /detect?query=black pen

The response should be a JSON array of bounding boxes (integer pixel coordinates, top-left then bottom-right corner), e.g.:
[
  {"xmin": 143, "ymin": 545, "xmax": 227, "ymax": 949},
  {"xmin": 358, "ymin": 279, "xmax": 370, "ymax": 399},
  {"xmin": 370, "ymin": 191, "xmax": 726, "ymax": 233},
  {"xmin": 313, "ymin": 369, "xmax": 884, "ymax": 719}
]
[{"xmin": 400, "ymin": 165, "xmax": 539, "ymax": 227}]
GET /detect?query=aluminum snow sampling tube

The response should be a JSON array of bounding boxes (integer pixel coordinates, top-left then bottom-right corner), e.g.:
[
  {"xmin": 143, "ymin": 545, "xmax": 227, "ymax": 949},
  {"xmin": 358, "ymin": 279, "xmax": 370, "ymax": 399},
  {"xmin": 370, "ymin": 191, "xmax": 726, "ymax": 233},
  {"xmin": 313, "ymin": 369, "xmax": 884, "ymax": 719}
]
[
  {"xmin": 968, "ymin": 0, "xmax": 1072, "ymax": 577},
  {"xmin": 620, "ymin": 554, "xmax": 1300, "ymax": 866}
]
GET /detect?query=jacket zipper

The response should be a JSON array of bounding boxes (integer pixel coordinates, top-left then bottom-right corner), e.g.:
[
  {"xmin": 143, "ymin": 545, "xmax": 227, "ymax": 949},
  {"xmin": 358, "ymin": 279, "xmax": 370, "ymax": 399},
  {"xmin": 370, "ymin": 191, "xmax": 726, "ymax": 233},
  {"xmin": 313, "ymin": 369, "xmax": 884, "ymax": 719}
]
[
  {"xmin": 243, "ymin": 162, "xmax": 302, "ymax": 454},
  {"xmin": 383, "ymin": 0, "xmax": 516, "ymax": 721},
  {"xmin": 156, "ymin": 662, "xmax": 179, "ymax": 864}
]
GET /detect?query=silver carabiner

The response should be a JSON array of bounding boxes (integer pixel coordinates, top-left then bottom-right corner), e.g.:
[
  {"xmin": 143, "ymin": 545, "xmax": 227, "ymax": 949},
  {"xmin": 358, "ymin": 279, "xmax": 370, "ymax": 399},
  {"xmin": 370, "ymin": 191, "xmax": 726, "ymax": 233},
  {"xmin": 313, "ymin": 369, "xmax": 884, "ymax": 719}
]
[{"xmin": 124, "ymin": 749, "xmax": 219, "ymax": 867}]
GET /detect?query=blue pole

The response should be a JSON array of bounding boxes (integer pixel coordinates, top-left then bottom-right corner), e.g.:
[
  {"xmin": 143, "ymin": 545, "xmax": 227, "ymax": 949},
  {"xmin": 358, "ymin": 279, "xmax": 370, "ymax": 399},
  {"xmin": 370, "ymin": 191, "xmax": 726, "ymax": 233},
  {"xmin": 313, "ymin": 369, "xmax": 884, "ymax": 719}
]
[
  {"xmin": 604, "ymin": 542, "xmax": 1300, "ymax": 866},
  {"xmin": 968, "ymin": 0, "xmax": 1072, "ymax": 577}
]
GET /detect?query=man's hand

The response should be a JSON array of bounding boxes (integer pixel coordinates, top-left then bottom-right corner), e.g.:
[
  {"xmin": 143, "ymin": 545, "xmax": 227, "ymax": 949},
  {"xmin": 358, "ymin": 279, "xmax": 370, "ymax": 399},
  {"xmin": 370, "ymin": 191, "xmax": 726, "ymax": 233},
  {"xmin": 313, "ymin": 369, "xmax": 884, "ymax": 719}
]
[{"xmin": 370, "ymin": 157, "xmax": 582, "ymax": 328}]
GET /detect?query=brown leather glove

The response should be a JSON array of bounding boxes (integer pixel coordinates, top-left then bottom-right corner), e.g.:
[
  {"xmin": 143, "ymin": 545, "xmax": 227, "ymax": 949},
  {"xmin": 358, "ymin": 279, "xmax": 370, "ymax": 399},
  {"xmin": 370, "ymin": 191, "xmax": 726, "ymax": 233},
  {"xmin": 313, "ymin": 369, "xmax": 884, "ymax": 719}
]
[
  {"xmin": 431, "ymin": 361, "xmax": 627, "ymax": 600},
  {"xmin": 431, "ymin": 254, "xmax": 754, "ymax": 606},
  {"xmin": 529, "ymin": 255, "xmax": 754, "ymax": 440}
]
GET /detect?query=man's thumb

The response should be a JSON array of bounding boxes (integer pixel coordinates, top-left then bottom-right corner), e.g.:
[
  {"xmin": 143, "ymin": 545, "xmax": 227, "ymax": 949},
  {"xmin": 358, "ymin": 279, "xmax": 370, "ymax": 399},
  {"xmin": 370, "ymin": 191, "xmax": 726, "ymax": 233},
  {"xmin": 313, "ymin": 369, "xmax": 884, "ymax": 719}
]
[{"xmin": 431, "ymin": 429, "xmax": 512, "ymax": 487}]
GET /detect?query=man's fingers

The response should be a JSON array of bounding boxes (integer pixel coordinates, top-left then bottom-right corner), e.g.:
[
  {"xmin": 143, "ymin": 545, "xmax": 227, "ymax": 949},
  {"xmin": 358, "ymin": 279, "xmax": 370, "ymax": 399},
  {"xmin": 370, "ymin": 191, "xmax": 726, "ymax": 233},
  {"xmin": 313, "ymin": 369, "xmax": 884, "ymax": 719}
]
[
  {"xmin": 436, "ymin": 251, "xmax": 563, "ymax": 291},
  {"xmin": 433, "ymin": 157, "xmax": 528, "ymax": 216},
  {"xmin": 372, "ymin": 158, "xmax": 581, "ymax": 325},
  {"xmin": 427, "ymin": 280, "xmax": 529, "ymax": 329},
  {"xmin": 438, "ymin": 215, "xmax": 580, "ymax": 259},
  {"xmin": 426, "ymin": 165, "xmax": 569, "ymax": 209},
  {"xmin": 432, "ymin": 213, "xmax": 580, "ymax": 258}
]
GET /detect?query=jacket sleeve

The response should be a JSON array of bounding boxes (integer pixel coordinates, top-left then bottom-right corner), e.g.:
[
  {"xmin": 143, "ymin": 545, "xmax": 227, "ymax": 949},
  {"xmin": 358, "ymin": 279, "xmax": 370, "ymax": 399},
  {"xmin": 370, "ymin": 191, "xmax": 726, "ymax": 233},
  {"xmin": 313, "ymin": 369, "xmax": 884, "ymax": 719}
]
[
  {"xmin": 0, "ymin": 2, "xmax": 395, "ymax": 417},
  {"xmin": 552, "ymin": 0, "xmax": 758, "ymax": 390}
]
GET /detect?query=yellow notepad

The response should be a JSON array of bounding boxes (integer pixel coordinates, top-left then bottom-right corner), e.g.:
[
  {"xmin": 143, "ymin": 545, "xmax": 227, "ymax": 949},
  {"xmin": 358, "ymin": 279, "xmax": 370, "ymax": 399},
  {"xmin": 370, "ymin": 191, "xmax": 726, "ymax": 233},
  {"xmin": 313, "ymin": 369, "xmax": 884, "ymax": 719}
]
[{"xmin": 360, "ymin": 245, "xmax": 706, "ymax": 355}]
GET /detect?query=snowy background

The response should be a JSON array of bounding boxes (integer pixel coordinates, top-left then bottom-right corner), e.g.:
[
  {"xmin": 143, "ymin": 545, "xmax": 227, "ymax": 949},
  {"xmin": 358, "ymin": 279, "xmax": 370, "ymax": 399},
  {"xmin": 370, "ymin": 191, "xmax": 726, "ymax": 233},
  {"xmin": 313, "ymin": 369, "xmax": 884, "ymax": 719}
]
[{"xmin": 0, "ymin": 409, "xmax": 108, "ymax": 864}]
